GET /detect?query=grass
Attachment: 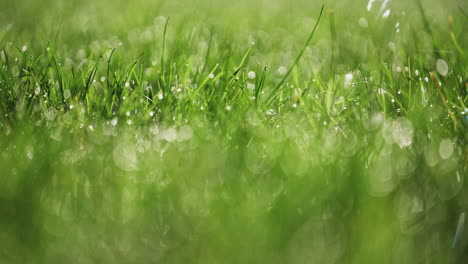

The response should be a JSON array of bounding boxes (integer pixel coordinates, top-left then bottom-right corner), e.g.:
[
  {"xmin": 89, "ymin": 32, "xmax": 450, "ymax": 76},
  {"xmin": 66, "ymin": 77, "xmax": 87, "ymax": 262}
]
[{"xmin": 0, "ymin": 0, "xmax": 467, "ymax": 263}]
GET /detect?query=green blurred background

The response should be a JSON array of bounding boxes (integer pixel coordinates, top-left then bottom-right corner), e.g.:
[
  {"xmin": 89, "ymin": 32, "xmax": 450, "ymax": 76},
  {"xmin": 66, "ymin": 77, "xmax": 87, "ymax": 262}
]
[{"xmin": 0, "ymin": 0, "xmax": 467, "ymax": 263}]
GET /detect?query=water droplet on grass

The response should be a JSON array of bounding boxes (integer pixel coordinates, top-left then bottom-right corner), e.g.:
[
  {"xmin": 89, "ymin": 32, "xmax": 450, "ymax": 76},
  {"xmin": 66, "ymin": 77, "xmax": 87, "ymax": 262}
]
[
  {"xmin": 382, "ymin": 9, "xmax": 391, "ymax": 18},
  {"xmin": 439, "ymin": 139, "xmax": 454, "ymax": 159},
  {"xmin": 344, "ymin": 72, "xmax": 353, "ymax": 86},
  {"xmin": 436, "ymin": 59, "xmax": 449, "ymax": 76},
  {"xmin": 111, "ymin": 118, "xmax": 118, "ymax": 127},
  {"xmin": 266, "ymin": 109, "xmax": 276, "ymax": 116},
  {"xmin": 26, "ymin": 146, "xmax": 34, "ymax": 160},
  {"xmin": 392, "ymin": 118, "xmax": 413, "ymax": 148},
  {"xmin": 248, "ymin": 71, "xmax": 256, "ymax": 79},
  {"xmin": 63, "ymin": 89, "xmax": 71, "ymax": 99}
]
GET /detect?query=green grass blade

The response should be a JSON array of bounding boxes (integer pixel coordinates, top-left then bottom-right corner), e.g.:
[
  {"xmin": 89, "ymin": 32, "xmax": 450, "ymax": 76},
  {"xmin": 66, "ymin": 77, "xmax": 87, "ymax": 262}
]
[{"xmin": 265, "ymin": 4, "xmax": 324, "ymax": 107}]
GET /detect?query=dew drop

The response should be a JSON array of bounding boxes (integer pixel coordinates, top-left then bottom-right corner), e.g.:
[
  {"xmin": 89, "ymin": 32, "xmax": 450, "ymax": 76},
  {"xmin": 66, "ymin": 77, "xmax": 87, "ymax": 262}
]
[
  {"xmin": 439, "ymin": 139, "xmax": 454, "ymax": 160},
  {"xmin": 63, "ymin": 89, "xmax": 71, "ymax": 99},
  {"xmin": 382, "ymin": 9, "xmax": 391, "ymax": 18},
  {"xmin": 392, "ymin": 118, "xmax": 413, "ymax": 148},
  {"xmin": 436, "ymin": 59, "xmax": 449, "ymax": 76},
  {"xmin": 111, "ymin": 118, "xmax": 118, "ymax": 127},
  {"xmin": 344, "ymin": 72, "xmax": 353, "ymax": 86}
]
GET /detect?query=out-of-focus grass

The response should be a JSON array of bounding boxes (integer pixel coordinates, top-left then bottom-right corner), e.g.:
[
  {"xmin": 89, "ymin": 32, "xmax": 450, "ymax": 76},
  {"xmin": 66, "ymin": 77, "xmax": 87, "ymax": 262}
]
[{"xmin": 0, "ymin": 0, "xmax": 467, "ymax": 263}]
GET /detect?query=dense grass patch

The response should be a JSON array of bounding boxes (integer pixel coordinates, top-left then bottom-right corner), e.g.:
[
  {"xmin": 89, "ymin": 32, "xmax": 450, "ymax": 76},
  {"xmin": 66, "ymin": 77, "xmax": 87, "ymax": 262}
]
[{"xmin": 0, "ymin": 0, "xmax": 467, "ymax": 263}]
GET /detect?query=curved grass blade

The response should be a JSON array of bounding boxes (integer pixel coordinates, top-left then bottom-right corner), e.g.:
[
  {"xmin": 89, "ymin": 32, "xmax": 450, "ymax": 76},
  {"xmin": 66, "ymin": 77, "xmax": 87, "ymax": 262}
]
[
  {"xmin": 161, "ymin": 17, "xmax": 170, "ymax": 69},
  {"xmin": 265, "ymin": 4, "xmax": 324, "ymax": 107}
]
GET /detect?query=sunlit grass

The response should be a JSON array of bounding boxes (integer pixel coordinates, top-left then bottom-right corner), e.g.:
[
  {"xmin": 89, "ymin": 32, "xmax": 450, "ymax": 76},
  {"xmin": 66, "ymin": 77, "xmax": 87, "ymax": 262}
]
[{"xmin": 0, "ymin": 0, "xmax": 467, "ymax": 263}]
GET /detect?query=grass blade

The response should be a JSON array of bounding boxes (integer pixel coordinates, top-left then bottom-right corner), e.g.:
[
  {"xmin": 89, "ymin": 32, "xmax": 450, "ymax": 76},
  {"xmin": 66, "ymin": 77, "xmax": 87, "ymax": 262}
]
[{"xmin": 265, "ymin": 4, "xmax": 324, "ymax": 106}]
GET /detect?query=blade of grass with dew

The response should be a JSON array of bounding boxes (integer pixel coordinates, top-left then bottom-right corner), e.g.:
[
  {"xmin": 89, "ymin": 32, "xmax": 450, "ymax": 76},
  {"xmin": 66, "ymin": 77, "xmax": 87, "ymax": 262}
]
[{"xmin": 265, "ymin": 4, "xmax": 324, "ymax": 107}]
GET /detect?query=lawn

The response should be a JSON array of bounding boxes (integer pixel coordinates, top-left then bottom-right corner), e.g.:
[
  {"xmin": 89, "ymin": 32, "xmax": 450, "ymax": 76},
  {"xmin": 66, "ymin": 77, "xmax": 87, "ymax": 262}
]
[{"xmin": 0, "ymin": 0, "xmax": 467, "ymax": 263}]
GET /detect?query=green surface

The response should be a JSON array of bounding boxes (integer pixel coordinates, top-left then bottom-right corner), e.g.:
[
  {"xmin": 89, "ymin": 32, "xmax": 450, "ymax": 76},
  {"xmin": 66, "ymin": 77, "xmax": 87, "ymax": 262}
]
[{"xmin": 0, "ymin": 0, "xmax": 467, "ymax": 263}]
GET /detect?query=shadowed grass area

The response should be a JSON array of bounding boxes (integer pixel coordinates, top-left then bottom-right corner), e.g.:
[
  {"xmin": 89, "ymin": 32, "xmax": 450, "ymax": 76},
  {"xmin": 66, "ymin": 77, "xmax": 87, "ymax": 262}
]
[{"xmin": 0, "ymin": 0, "xmax": 467, "ymax": 263}]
